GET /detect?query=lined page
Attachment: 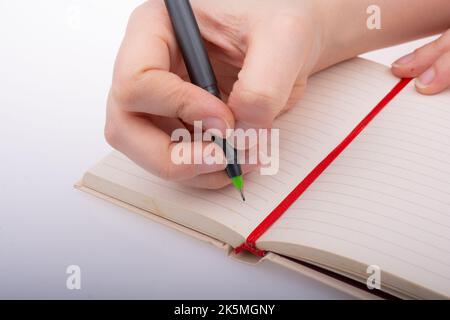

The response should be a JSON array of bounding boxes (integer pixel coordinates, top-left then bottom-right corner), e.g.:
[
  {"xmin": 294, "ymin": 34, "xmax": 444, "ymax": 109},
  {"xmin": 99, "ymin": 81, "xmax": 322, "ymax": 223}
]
[
  {"xmin": 83, "ymin": 58, "xmax": 399, "ymax": 246},
  {"xmin": 260, "ymin": 83, "xmax": 450, "ymax": 298}
]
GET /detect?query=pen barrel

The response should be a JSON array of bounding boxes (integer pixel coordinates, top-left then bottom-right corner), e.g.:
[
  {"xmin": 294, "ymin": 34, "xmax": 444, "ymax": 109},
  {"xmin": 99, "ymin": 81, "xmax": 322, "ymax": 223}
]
[
  {"xmin": 164, "ymin": 0, "xmax": 218, "ymax": 91},
  {"xmin": 219, "ymin": 139, "xmax": 243, "ymax": 178},
  {"xmin": 165, "ymin": 0, "xmax": 242, "ymax": 179},
  {"xmin": 204, "ymin": 85, "xmax": 221, "ymax": 100}
]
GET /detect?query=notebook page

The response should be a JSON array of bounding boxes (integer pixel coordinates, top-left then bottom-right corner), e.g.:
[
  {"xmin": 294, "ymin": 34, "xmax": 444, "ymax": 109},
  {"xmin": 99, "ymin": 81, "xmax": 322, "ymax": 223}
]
[
  {"xmin": 259, "ymin": 83, "xmax": 450, "ymax": 298},
  {"xmin": 83, "ymin": 58, "xmax": 399, "ymax": 246}
]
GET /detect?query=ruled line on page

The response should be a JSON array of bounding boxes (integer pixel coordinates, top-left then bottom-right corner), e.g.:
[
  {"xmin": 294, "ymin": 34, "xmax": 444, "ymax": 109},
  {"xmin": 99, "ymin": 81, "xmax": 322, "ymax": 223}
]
[
  {"xmin": 277, "ymin": 216, "xmax": 450, "ymax": 265},
  {"xmin": 269, "ymin": 226, "xmax": 450, "ymax": 282}
]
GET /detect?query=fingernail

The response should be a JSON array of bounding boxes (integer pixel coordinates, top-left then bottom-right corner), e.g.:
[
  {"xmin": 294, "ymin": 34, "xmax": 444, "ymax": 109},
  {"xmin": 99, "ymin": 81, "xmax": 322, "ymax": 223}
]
[
  {"xmin": 392, "ymin": 52, "xmax": 415, "ymax": 67},
  {"xmin": 202, "ymin": 117, "xmax": 229, "ymax": 136},
  {"xmin": 416, "ymin": 67, "xmax": 436, "ymax": 88}
]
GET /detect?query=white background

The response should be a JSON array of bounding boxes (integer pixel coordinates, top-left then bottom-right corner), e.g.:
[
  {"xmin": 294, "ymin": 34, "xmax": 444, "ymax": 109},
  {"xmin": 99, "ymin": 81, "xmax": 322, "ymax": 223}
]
[{"xmin": 0, "ymin": 0, "xmax": 439, "ymax": 299}]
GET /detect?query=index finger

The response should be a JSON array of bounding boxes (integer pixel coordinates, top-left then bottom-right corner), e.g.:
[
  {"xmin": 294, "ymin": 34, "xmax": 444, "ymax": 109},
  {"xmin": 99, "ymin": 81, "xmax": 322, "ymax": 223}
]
[{"xmin": 111, "ymin": 1, "xmax": 235, "ymax": 133}]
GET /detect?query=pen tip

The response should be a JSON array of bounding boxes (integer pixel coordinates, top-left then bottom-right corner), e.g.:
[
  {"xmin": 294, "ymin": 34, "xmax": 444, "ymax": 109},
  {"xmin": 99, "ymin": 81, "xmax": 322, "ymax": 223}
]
[{"xmin": 239, "ymin": 189, "xmax": 246, "ymax": 202}]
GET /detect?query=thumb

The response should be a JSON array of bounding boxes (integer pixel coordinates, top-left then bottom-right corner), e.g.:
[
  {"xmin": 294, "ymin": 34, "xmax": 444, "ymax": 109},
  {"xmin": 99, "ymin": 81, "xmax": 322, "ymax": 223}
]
[
  {"xmin": 392, "ymin": 31, "xmax": 450, "ymax": 79},
  {"xmin": 227, "ymin": 16, "xmax": 312, "ymax": 129}
]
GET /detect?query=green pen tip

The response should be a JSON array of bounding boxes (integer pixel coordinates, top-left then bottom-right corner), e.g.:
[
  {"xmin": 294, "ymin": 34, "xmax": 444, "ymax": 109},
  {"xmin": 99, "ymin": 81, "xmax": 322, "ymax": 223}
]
[{"xmin": 231, "ymin": 175, "xmax": 245, "ymax": 201}]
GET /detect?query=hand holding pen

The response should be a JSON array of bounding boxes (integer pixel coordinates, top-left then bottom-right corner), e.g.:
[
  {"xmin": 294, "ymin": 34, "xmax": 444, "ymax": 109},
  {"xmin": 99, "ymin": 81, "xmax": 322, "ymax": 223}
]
[
  {"xmin": 105, "ymin": 0, "xmax": 318, "ymax": 190},
  {"xmin": 105, "ymin": 0, "xmax": 450, "ymax": 190}
]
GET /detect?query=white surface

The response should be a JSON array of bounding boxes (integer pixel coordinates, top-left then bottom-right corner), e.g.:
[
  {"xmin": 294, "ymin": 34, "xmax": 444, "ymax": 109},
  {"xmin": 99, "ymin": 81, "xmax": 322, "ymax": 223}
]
[{"xmin": 0, "ymin": 0, "xmax": 439, "ymax": 299}]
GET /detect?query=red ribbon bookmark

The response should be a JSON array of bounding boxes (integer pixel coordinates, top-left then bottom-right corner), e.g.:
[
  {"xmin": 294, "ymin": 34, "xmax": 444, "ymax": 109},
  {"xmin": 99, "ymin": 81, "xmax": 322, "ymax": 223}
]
[{"xmin": 235, "ymin": 78, "xmax": 412, "ymax": 257}]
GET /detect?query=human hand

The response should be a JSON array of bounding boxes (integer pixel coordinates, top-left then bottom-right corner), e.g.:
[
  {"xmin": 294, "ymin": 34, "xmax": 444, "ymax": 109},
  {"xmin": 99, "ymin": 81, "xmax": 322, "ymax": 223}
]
[
  {"xmin": 392, "ymin": 30, "xmax": 450, "ymax": 95},
  {"xmin": 105, "ymin": 0, "xmax": 327, "ymax": 188}
]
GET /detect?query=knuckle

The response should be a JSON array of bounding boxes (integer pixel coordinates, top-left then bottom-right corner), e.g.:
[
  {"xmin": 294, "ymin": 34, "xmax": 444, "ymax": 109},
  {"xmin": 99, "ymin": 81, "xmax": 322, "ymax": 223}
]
[
  {"xmin": 131, "ymin": 1, "xmax": 159, "ymax": 20},
  {"xmin": 129, "ymin": 3, "xmax": 145, "ymax": 20}
]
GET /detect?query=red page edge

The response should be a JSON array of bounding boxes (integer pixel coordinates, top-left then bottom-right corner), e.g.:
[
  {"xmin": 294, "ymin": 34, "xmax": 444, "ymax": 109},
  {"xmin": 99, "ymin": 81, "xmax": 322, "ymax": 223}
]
[{"xmin": 235, "ymin": 78, "xmax": 413, "ymax": 257}]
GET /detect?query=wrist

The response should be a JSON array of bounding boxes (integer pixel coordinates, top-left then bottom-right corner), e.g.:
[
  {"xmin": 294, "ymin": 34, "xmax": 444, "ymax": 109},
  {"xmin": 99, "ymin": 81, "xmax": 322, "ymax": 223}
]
[
  {"xmin": 314, "ymin": 0, "xmax": 450, "ymax": 73},
  {"xmin": 314, "ymin": 0, "xmax": 365, "ymax": 73}
]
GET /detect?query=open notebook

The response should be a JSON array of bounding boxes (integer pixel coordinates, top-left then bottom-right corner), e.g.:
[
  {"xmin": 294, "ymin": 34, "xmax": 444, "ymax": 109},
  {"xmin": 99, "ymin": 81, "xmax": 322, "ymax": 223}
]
[{"xmin": 77, "ymin": 58, "xmax": 450, "ymax": 299}]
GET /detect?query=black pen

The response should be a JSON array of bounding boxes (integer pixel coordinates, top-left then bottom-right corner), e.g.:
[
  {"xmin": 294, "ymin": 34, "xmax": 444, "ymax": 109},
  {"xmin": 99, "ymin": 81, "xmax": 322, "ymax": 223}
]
[{"xmin": 164, "ymin": 0, "xmax": 245, "ymax": 201}]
